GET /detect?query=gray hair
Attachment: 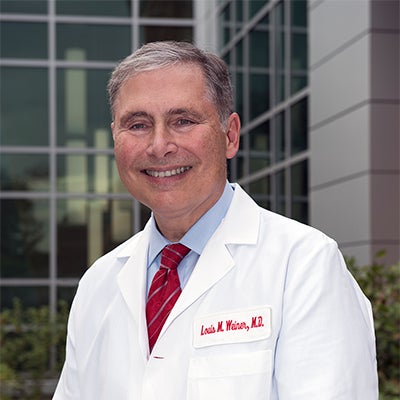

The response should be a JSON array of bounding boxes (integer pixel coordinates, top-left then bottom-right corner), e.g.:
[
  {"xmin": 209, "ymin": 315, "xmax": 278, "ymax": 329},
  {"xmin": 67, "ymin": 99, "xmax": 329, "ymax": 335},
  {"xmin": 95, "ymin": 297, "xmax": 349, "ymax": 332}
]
[{"xmin": 107, "ymin": 41, "xmax": 234, "ymax": 127}]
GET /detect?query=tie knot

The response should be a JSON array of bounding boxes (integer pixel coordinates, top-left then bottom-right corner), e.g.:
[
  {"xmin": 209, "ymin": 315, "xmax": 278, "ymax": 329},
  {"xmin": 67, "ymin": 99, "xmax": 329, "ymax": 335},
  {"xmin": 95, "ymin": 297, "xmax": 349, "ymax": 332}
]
[{"xmin": 160, "ymin": 243, "xmax": 190, "ymax": 270}]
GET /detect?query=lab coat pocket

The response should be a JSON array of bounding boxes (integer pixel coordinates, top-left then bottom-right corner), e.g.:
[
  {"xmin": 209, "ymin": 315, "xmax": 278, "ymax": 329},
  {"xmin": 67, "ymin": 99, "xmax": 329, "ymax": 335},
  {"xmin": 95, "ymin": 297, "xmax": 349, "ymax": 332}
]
[{"xmin": 187, "ymin": 350, "xmax": 272, "ymax": 399}]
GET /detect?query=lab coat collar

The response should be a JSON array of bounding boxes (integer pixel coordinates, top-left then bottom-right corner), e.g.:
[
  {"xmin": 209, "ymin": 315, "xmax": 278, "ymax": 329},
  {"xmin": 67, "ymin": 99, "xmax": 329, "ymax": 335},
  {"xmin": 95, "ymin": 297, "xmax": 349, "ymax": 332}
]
[
  {"xmin": 156, "ymin": 184, "xmax": 261, "ymax": 348},
  {"xmin": 115, "ymin": 183, "xmax": 261, "ymax": 356}
]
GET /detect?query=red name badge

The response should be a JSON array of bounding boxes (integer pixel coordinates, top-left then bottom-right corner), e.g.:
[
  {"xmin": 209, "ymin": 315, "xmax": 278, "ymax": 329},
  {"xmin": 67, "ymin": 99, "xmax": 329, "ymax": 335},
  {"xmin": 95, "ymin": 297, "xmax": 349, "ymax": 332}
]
[{"xmin": 193, "ymin": 306, "xmax": 272, "ymax": 348}]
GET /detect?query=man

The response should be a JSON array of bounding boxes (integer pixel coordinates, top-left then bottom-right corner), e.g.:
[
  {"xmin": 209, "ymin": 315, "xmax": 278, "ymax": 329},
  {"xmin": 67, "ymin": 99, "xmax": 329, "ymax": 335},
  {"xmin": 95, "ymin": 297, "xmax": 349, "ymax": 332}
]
[{"xmin": 53, "ymin": 41, "xmax": 378, "ymax": 399}]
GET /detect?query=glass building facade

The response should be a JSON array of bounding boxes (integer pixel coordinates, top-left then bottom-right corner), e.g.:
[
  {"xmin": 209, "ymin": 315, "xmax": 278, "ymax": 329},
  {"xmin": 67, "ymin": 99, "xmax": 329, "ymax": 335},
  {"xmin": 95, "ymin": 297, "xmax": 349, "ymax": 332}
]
[
  {"xmin": 0, "ymin": 0, "xmax": 194, "ymax": 311},
  {"xmin": 218, "ymin": 0, "xmax": 309, "ymax": 223},
  {"xmin": 0, "ymin": 0, "xmax": 308, "ymax": 312}
]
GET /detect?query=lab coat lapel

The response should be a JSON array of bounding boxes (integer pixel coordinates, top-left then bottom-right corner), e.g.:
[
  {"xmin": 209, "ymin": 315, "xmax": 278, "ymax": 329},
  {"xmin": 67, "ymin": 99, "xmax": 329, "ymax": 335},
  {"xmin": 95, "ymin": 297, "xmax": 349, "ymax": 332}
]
[
  {"xmin": 116, "ymin": 221, "xmax": 152, "ymax": 357},
  {"xmin": 161, "ymin": 184, "xmax": 261, "ymax": 334}
]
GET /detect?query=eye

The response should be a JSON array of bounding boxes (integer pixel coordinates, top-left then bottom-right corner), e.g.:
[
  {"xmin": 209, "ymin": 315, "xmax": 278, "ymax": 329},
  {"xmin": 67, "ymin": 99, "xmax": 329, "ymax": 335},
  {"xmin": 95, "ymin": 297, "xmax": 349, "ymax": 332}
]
[
  {"xmin": 130, "ymin": 122, "xmax": 148, "ymax": 130},
  {"xmin": 175, "ymin": 118, "xmax": 195, "ymax": 127}
]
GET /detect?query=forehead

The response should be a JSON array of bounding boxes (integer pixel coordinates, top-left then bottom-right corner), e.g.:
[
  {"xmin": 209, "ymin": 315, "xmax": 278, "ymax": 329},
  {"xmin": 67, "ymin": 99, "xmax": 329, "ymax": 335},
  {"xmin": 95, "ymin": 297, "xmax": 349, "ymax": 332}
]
[
  {"xmin": 115, "ymin": 64, "xmax": 210, "ymax": 113},
  {"xmin": 124, "ymin": 63, "xmax": 205, "ymax": 92}
]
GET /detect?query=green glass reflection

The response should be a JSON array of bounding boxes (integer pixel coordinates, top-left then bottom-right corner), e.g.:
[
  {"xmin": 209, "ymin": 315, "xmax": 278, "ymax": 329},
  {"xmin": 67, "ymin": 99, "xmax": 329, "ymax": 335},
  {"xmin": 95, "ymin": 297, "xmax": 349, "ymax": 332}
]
[
  {"xmin": 291, "ymin": 160, "xmax": 308, "ymax": 223},
  {"xmin": 249, "ymin": 72, "xmax": 269, "ymax": 119},
  {"xmin": 0, "ymin": 287, "xmax": 49, "ymax": 310},
  {"xmin": 274, "ymin": 111, "xmax": 285, "ymax": 162},
  {"xmin": 57, "ymin": 24, "xmax": 131, "ymax": 62},
  {"xmin": 236, "ymin": 0, "xmax": 243, "ymax": 24},
  {"xmin": 56, "ymin": 0, "xmax": 131, "ymax": 17},
  {"xmin": 57, "ymin": 154, "xmax": 128, "ymax": 194},
  {"xmin": 58, "ymin": 287, "xmax": 78, "ymax": 306},
  {"xmin": 235, "ymin": 154, "xmax": 245, "ymax": 180},
  {"xmin": 0, "ymin": 0, "xmax": 47, "ymax": 14},
  {"xmin": 140, "ymin": 0, "xmax": 192, "ymax": 18},
  {"xmin": 140, "ymin": 26, "xmax": 193, "ymax": 44},
  {"xmin": 1, "ymin": 154, "xmax": 49, "ymax": 191},
  {"xmin": 291, "ymin": 32, "xmax": 307, "ymax": 70},
  {"xmin": 57, "ymin": 198, "xmax": 133, "ymax": 278},
  {"xmin": 249, "ymin": 0, "xmax": 266, "ymax": 18},
  {"xmin": 291, "ymin": 32, "xmax": 308, "ymax": 94},
  {"xmin": 249, "ymin": 121, "xmax": 270, "ymax": 173},
  {"xmin": 249, "ymin": 176, "xmax": 271, "ymax": 209},
  {"xmin": 291, "ymin": 97, "xmax": 308, "ymax": 155},
  {"xmin": 0, "ymin": 199, "xmax": 49, "ymax": 278},
  {"xmin": 275, "ymin": 169, "xmax": 286, "ymax": 215},
  {"xmin": 1, "ymin": 22, "xmax": 47, "ymax": 59},
  {"xmin": 57, "ymin": 68, "xmax": 112, "ymax": 148},
  {"xmin": 291, "ymin": 0, "xmax": 307, "ymax": 27},
  {"xmin": 235, "ymin": 72, "xmax": 244, "ymax": 122},
  {"xmin": 250, "ymin": 28, "xmax": 269, "ymax": 68},
  {"xmin": 221, "ymin": 2, "xmax": 231, "ymax": 47},
  {"xmin": 274, "ymin": 2, "xmax": 286, "ymax": 105},
  {"xmin": 291, "ymin": 75, "xmax": 308, "ymax": 95},
  {"xmin": 0, "ymin": 67, "xmax": 48, "ymax": 146},
  {"xmin": 235, "ymin": 40, "xmax": 243, "ymax": 67}
]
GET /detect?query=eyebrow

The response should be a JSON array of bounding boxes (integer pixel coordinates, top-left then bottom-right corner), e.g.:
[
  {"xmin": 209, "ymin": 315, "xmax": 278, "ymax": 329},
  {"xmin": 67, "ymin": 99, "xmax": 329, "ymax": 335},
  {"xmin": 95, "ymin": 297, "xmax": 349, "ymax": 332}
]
[
  {"xmin": 166, "ymin": 108, "xmax": 204, "ymax": 121},
  {"xmin": 119, "ymin": 111, "xmax": 153, "ymax": 128}
]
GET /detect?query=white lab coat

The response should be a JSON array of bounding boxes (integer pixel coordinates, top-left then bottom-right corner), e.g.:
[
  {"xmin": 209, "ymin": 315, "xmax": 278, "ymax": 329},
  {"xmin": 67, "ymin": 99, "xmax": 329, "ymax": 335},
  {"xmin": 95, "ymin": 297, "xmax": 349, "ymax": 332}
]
[{"xmin": 53, "ymin": 184, "xmax": 378, "ymax": 399}]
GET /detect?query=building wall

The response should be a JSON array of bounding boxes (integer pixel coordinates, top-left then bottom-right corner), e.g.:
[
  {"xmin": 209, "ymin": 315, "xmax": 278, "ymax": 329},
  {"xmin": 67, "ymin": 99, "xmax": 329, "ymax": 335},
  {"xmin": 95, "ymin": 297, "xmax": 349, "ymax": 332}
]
[{"xmin": 309, "ymin": 0, "xmax": 400, "ymax": 265}]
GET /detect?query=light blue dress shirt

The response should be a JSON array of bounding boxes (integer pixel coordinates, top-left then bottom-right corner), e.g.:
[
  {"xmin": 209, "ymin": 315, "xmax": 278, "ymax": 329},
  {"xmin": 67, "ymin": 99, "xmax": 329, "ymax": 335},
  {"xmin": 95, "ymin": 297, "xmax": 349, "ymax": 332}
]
[{"xmin": 146, "ymin": 182, "xmax": 234, "ymax": 295}]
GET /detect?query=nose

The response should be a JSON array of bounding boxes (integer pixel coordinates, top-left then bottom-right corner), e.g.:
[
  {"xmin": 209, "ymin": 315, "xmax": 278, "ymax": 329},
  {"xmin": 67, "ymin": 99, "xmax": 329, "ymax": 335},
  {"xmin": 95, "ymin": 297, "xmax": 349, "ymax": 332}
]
[{"xmin": 146, "ymin": 123, "xmax": 178, "ymax": 158}]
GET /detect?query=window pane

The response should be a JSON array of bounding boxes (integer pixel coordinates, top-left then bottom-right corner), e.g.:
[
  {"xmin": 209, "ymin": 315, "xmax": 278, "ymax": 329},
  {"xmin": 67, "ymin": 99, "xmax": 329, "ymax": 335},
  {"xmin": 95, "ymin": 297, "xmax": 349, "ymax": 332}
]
[
  {"xmin": 1, "ymin": 199, "xmax": 49, "ymax": 278},
  {"xmin": 291, "ymin": 32, "xmax": 308, "ymax": 94},
  {"xmin": 275, "ymin": 169, "xmax": 286, "ymax": 215},
  {"xmin": 274, "ymin": 111, "xmax": 285, "ymax": 162},
  {"xmin": 235, "ymin": 39, "xmax": 243, "ymax": 67},
  {"xmin": 220, "ymin": 2, "xmax": 231, "ymax": 47},
  {"xmin": 249, "ymin": 121, "xmax": 270, "ymax": 173},
  {"xmin": 57, "ymin": 154, "xmax": 127, "ymax": 194},
  {"xmin": 57, "ymin": 68, "xmax": 112, "ymax": 148},
  {"xmin": 0, "ymin": 0, "xmax": 47, "ymax": 14},
  {"xmin": 291, "ymin": 160, "xmax": 308, "ymax": 223},
  {"xmin": 140, "ymin": 26, "xmax": 193, "ymax": 43},
  {"xmin": 57, "ymin": 24, "xmax": 131, "ymax": 62},
  {"xmin": 250, "ymin": 26, "xmax": 269, "ymax": 69},
  {"xmin": 249, "ymin": 72, "xmax": 269, "ymax": 119},
  {"xmin": 235, "ymin": 71, "xmax": 244, "ymax": 119},
  {"xmin": 236, "ymin": 0, "xmax": 243, "ymax": 26},
  {"xmin": 291, "ymin": 97, "xmax": 308, "ymax": 155},
  {"xmin": 1, "ymin": 287, "xmax": 49, "ymax": 310},
  {"xmin": 291, "ymin": 0, "xmax": 307, "ymax": 27},
  {"xmin": 274, "ymin": 2, "xmax": 285, "ymax": 104},
  {"xmin": 56, "ymin": 0, "xmax": 131, "ymax": 17},
  {"xmin": 0, "ymin": 67, "xmax": 48, "ymax": 146},
  {"xmin": 57, "ymin": 198, "xmax": 133, "ymax": 278},
  {"xmin": 249, "ymin": 176, "xmax": 271, "ymax": 209},
  {"xmin": 1, "ymin": 22, "xmax": 47, "ymax": 59},
  {"xmin": 1, "ymin": 154, "xmax": 49, "ymax": 191},
  {"xmin": 140, "ymin": 0, "xmax": 192, "ymax": 18},
  {"xmin": 249, "ymin": 0, "xmax": 266, "ymax": 18},
  {"xmin": 58, "ymin": 286, "xmax": 77, "ymax": 306},
  {"xmin": 291, "ymin": 32, "xmax": 307, "ymax": 70}
]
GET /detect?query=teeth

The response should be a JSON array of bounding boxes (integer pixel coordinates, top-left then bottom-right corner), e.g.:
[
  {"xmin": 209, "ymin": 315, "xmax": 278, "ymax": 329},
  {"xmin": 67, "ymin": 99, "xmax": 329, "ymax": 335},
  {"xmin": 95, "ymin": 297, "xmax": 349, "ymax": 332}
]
[{"xmin": 146, "ymin": 166, "xmax": 190, "ymax": 178}]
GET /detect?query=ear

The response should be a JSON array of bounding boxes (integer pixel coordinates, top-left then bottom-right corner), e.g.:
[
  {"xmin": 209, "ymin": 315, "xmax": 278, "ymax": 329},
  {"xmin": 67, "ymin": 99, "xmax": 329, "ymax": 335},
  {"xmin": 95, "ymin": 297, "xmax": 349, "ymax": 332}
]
[{"xmin": 225, "ymin": 113, "xmax": 240, "ymax": 159}]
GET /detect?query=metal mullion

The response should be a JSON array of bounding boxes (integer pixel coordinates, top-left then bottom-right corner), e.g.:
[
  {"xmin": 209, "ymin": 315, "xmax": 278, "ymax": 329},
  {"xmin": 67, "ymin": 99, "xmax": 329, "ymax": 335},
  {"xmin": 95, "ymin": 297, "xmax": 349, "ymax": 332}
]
[{"xmin": 48, "ymin": 0, "xmax": 58, "ymax": 371}]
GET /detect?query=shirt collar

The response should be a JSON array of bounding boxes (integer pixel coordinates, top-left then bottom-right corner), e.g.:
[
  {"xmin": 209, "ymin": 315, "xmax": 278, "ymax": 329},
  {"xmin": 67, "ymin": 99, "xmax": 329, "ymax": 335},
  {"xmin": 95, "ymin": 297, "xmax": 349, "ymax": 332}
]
[{"xmin": 147, "ymin": 181, "xmax": 234, "ymax": 267}]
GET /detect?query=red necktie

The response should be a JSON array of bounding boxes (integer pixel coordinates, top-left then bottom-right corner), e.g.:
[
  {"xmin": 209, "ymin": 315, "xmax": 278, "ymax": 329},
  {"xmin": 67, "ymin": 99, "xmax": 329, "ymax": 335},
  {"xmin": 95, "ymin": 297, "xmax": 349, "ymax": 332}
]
[{"xmin": 146, "ymin": 243, "xmax": 190, "ymax": 352}]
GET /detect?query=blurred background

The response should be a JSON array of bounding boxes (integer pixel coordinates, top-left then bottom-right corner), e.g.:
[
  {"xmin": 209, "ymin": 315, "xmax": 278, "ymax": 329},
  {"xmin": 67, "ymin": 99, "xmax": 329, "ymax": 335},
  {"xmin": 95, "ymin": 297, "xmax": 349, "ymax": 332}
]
[{"xmin": 0, "ymin": 0, "xmax": 399, "ymax": 398}]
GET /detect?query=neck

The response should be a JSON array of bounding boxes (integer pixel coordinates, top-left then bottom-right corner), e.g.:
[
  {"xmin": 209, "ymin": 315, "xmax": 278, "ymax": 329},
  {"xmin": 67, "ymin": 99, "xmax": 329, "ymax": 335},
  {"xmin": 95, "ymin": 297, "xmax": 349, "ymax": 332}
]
[{"xmin": 154, "ymin": 185, "xmax": 226, "ymax": 242}]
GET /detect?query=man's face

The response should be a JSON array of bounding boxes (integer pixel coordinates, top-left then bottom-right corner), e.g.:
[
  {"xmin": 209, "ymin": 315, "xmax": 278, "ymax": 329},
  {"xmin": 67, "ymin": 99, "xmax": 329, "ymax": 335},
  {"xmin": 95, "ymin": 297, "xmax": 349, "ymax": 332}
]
[{"xmin": 112, "ymin": 64, "xmax": 240, "ymax": 237}]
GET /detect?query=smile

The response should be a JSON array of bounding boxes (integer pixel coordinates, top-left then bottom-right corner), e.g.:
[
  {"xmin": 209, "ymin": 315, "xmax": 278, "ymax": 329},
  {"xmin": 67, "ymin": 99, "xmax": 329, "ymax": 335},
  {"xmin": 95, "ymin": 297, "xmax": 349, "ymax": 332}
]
[{"xmin": 145, "ymin": 166, "xmax": 191, "ymax": 178}]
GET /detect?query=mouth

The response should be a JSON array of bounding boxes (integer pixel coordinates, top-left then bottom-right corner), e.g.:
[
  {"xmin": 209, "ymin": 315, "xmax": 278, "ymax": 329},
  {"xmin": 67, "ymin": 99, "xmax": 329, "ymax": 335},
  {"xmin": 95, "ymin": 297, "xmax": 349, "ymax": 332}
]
[{"xmin": 144, "ymin": 166, "xmax": 191, "ymax": 178}]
